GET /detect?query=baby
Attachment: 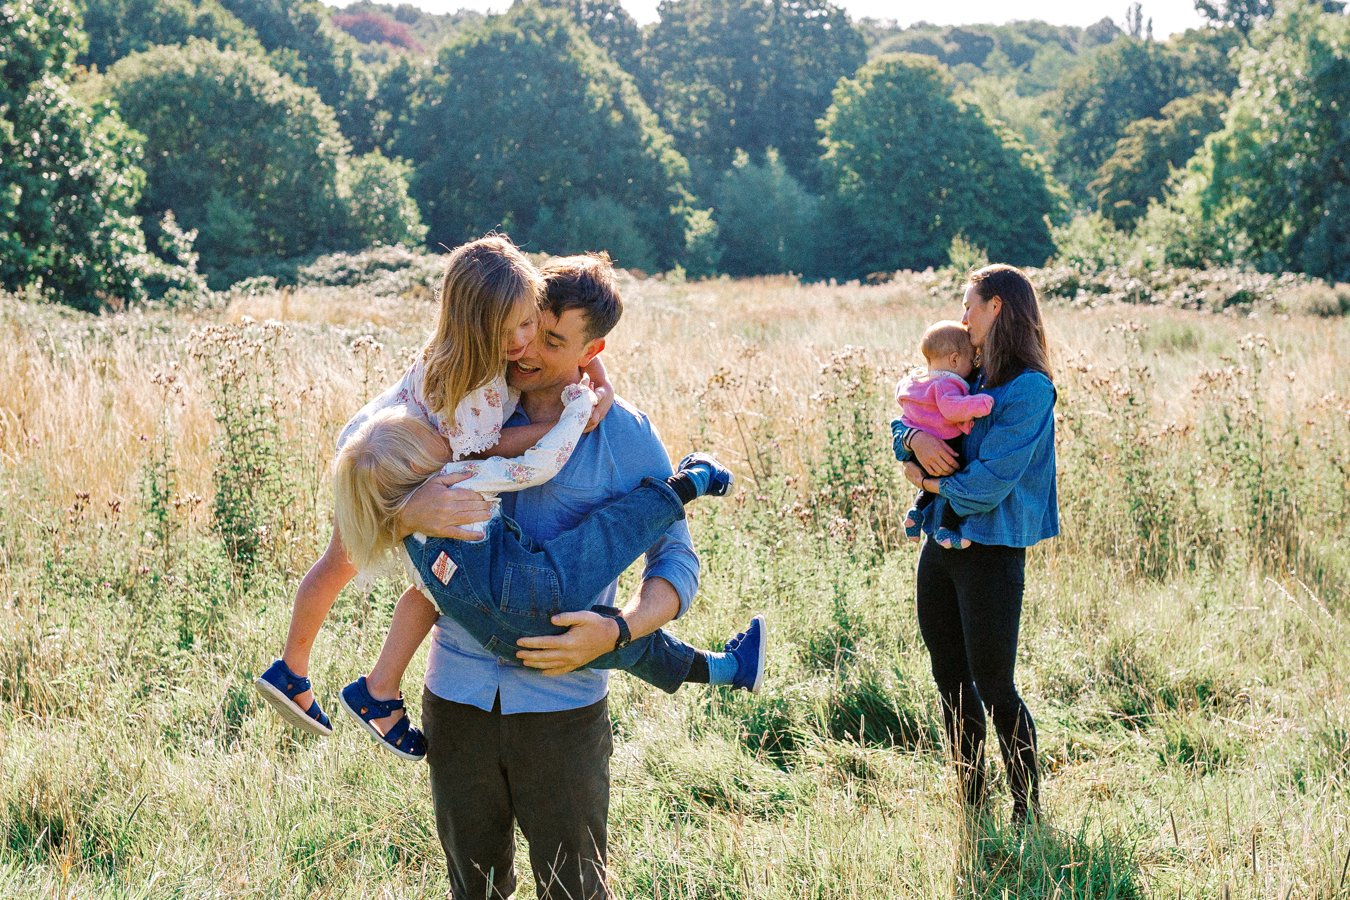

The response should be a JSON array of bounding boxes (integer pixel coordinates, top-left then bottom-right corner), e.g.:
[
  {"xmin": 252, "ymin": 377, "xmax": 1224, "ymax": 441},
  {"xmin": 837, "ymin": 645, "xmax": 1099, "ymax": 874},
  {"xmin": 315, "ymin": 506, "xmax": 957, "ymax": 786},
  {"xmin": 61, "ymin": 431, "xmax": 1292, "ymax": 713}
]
[{"xmin": 892, "ymin": 321, "xmax": 994, "ymax": 550}]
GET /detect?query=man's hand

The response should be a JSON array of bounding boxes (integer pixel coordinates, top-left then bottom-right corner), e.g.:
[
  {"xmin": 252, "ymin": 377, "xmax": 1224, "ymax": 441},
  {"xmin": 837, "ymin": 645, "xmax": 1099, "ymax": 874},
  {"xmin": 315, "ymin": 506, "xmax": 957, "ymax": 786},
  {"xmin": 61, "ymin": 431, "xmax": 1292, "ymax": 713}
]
[
  {"xmin": 516, "ymin": 611, "xmax": 619, "ymax": 676},
  {"xmin": 902, "ymin": 461, "xmax": 927, "ymax": 490},
  {"xmin": 911, "ymin": 431, "xmax": 959, "ymax": 476},
  {"xmin": 395, "ymin": 471, "xmax": 492, "ymax": 540}
]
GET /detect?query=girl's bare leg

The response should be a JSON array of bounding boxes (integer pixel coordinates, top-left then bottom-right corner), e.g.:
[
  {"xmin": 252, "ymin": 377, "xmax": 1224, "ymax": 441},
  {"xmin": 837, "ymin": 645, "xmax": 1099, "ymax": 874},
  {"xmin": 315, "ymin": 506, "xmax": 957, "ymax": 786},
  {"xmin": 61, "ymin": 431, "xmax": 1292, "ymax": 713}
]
[
  {"xmin": 362, "ymin": 585, "xmax": 439, "ymax": 734},
  {"xmin": 280, "ymin": 525, "xmax": 358, "ymax": 711}
]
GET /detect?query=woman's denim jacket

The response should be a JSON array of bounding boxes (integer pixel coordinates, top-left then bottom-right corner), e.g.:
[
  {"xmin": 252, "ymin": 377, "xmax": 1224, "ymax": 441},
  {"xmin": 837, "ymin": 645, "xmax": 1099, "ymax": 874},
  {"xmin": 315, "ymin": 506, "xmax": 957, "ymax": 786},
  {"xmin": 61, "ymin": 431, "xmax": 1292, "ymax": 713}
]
[{"xmin": 922, "ymin": 369, "xmax": 1059, "ymax": 548}]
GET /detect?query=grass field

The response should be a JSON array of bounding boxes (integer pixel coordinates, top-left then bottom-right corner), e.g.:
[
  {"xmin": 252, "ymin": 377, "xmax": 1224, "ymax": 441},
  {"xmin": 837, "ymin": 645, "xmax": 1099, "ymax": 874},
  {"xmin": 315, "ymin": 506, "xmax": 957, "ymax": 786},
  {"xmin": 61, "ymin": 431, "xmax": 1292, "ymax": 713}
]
[{"xmin": 1, "ymin": 271, "xmax": 1347, "ymax": 898}]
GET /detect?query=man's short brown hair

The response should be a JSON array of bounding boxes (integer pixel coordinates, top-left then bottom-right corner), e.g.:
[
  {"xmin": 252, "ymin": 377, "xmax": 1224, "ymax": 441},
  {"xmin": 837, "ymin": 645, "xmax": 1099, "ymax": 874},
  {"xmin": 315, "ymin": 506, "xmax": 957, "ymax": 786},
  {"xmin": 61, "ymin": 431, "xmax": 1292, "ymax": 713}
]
[{"xmin": 540, "ymin": 252, "xmax": 623, "ymax": 341}]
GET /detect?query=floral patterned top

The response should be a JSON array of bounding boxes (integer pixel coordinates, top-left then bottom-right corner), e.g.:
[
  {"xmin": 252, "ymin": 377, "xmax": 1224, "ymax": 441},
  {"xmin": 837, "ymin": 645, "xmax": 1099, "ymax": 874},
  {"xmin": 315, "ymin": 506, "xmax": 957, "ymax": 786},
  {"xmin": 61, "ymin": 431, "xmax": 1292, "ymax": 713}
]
[
  {"xmin": 403, "ymin": 381, "xmax": 598, "ymax": 548},
  {"xmin": 337, "ymin": 353, "xmax": 520, "ymax": 461}
]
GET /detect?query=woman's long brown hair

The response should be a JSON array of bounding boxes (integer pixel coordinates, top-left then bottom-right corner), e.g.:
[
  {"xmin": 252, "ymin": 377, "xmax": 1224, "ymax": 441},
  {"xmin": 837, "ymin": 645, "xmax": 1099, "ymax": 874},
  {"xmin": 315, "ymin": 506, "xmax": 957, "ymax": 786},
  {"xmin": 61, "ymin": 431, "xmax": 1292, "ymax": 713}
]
[{"xmin": 968, "ymin": 264, "xmax": 1052, "ymax": 388}]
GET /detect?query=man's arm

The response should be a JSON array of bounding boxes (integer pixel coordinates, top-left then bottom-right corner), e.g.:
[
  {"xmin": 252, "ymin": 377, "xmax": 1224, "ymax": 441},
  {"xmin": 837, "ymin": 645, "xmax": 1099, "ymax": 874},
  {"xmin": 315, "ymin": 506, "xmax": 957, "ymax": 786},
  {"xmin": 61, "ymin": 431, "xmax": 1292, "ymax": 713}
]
[
  {"xmin": 515, "ymin": 576, "xmax": 681, "ymax": 676},
  {"xmin": 515, "ymin": 405, "xmax": 699, "ymax": 675},
  {"xmin": 394, "ymin": 471, "xmax": 494, "ymax": 540}
]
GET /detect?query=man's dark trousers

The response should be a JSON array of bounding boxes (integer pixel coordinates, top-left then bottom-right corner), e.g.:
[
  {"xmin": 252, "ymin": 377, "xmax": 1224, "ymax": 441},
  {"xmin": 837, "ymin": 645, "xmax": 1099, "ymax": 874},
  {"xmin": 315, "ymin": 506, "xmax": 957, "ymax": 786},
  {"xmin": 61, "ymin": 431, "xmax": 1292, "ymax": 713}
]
[{"xmin": 423, "ymin": 688, "xmax": 613, "ymax": 900}]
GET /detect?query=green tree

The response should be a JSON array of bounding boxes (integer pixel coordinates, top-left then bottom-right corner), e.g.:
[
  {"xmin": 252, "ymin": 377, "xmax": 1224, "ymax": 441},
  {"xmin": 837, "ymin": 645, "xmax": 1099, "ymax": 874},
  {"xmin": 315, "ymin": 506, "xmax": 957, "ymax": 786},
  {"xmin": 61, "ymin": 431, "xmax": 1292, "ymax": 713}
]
[
  {"xmin": 369, "ymin": 55, "xmax": 424, "ymax": 155},
  {"xmin": 532, "ymin": 197, "xmax": 659, "ymax": 272},
  {"xmin": 642, "ymin": 0, "xmax": 866, "ymax": 186},
  {"xmin": 78, "ymin": 0, "xmax": 261, "ymax": 70},
  {"xmin": 397, "ymin": 5, "xmax": 697, "ymax": 268},
  {"xmin": 338, "ymin": 150, "xmax": 427, "ymax": 249},
  {"xmin": 1089, "ymin": 91, "xmax": 1228, "ymax": 229},
  {"xmin": 1146, "ymin": 3, "xmax": 1349, "ymax": 278},
  {"xmin": 1169, "ymin": 25, "xmax": 1242, "ymax": 96},
  {"xmin": 711, "ymin": 148, "xmax": 821, "ymax": 275},
  {"xmin": 1, "ymin": 0, "xmax": 192, "ymax": 309},
  {"xmin": 1194, "ymin": 0, "xmax": 1275, "ymax": 36},
  {"xmin": 107, "ymin": 40, "xmax": 422, "ymax": 285},
  {"xmin": 215, "ymin": 0, "xmax": 379, "ymax": 152},
  {"xmin": 1055, "ymin": 37, "xmax": 1185, "ymax": 200},
  {"xmin": 819, "ymin": 53, "xmax": 1058, "ymax": 276},
  {"xmin": 536, "ymin": 0, "xmax": 643, "ymax": 75}
]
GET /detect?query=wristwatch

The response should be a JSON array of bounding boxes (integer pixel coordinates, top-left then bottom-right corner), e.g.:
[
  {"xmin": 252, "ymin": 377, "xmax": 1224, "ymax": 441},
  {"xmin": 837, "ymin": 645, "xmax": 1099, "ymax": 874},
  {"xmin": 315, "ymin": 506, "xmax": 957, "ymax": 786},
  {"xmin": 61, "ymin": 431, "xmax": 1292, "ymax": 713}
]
[{"xmin": 590, "ymin": 605, "xmax": 632, "ymax": 650}]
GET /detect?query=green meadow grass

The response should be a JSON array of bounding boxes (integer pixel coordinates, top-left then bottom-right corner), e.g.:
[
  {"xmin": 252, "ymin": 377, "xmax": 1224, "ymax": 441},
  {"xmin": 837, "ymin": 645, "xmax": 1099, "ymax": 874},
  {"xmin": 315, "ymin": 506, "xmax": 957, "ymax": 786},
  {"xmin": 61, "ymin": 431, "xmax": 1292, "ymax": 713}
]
[{"xmin": 1, "ymin": 277, "xmax": 1347, "ymax": 898}]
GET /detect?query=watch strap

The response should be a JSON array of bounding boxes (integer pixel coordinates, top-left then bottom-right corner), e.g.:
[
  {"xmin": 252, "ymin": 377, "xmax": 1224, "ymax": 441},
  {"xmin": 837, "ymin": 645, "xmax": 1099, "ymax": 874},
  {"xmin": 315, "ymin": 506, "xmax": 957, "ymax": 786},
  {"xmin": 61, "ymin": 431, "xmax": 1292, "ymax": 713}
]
[{"xmin": 590, "ymin": 605, "xmax": 631, "ymax": 650}]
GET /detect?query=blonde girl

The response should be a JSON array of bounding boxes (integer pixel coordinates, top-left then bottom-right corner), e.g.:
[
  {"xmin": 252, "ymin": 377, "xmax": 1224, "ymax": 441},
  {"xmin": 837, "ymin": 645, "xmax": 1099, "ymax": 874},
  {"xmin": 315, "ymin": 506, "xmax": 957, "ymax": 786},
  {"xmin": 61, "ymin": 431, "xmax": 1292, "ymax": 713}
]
[
  {"xmin": 331, "ymin": 398, "xmax": 759, "ymax": 761},
  {"xmin": 254, "ymin": 235, "xmax": 612, "ymax": 755}
]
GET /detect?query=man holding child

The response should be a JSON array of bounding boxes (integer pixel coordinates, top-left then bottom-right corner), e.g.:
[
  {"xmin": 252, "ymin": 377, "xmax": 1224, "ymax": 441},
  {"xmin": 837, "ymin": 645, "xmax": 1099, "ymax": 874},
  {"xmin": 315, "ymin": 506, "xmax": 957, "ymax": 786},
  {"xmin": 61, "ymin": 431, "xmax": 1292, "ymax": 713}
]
[{"xmin": 398, "ymin": 253, "xmax": 696, "ymax": 900}]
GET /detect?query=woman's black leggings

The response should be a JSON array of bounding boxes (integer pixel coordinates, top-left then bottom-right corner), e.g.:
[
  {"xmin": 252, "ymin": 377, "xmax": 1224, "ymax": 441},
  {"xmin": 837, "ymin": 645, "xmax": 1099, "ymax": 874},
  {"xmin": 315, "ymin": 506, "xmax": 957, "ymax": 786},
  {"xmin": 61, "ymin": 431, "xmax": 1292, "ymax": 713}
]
[{"xmin": 916, "ymin": 538, "xmax": 1039, "ymax": 818}]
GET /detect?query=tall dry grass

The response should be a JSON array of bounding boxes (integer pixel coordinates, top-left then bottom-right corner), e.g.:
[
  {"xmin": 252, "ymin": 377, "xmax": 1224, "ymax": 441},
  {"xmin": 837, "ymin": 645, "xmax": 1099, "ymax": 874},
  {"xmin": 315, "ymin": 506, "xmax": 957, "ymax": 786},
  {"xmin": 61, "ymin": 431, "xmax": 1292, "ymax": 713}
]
[{"xmin": 1, "ymin": 274, "xmax": 1347, "ymax": 898}]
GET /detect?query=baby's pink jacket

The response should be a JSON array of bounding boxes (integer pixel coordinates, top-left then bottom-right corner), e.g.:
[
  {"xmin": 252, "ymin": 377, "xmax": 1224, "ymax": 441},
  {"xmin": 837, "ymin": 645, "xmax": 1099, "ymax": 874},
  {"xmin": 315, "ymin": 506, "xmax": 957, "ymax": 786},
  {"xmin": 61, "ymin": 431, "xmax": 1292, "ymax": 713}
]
[{"xmin": 895, "ymin": 371, "xmax": 995, "ymax": 440}]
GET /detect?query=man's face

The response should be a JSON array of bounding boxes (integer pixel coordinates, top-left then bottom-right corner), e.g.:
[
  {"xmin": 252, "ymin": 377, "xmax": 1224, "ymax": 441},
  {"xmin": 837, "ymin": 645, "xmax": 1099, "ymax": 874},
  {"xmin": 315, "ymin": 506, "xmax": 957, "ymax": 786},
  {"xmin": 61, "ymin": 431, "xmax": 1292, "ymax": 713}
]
[{"xmin": 507, "ymin": 307, "xmax": 603, "ymax": 396}]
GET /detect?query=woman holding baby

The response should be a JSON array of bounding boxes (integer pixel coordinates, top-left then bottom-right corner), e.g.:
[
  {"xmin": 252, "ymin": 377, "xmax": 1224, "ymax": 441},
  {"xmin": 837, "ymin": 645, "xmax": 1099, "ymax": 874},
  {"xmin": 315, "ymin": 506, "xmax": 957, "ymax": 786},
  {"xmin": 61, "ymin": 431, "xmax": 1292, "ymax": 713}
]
[{"xmin": 894, "ymin": 263, "xmax": 1058, "ymax": 825}]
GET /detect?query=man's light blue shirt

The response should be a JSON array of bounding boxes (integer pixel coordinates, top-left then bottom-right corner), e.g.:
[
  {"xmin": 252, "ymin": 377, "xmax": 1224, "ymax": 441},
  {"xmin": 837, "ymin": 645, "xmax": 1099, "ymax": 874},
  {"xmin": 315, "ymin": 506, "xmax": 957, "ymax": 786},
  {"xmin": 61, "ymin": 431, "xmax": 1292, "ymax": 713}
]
[{"xmin": 424, "ymin": 396, "xmax": 700, "ymax": 714}]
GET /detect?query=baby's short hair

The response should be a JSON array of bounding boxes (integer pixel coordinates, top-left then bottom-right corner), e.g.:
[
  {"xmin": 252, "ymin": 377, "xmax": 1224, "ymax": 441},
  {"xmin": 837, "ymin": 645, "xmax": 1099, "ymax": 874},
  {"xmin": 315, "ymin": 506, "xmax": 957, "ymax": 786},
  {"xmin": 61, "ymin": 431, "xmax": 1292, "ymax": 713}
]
[{"xmin": 919, "ymin": 321, "xmax": 974, "ymax": 361}]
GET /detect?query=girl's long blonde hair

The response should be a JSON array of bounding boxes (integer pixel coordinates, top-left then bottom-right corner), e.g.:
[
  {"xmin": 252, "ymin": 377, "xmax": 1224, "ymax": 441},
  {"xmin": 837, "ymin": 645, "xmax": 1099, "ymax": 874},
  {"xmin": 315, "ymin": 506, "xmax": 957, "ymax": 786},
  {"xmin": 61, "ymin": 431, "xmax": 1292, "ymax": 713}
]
[
  {"xmin": 333, "ymin": 408, "xmax": 449, "ymax": 572},
  {"xmin": 422, "ymin": 235, "xmax": 543, "ymax": 420}
]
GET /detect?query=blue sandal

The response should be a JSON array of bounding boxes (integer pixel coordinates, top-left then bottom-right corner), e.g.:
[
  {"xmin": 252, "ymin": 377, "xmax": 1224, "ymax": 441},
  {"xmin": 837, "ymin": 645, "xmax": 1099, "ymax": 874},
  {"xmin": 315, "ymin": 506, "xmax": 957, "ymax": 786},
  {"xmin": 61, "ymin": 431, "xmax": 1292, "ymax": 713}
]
[
  {"xmin": 339, "ymin": 677, "xmax": 427, "ymax": 761},
  {"xmin": 254, "ymin": 659, "xmax": 333, "ymax": 736}
]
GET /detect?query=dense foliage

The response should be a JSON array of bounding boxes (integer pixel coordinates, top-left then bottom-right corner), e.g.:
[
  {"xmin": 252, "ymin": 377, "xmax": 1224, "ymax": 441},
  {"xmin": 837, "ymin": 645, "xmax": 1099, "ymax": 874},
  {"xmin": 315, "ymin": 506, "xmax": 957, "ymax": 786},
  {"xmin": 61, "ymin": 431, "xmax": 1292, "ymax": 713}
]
[
  {"xmin": 2, "ymin": 0, "xmax": 1344, "ymax": 311},
  {"xmin": 0, "ymin": 0, "xmax": 197, "ymax": 308},
  {"xmin": 642, "ymin": 0, "xmax": 866, "ymax": 186},
  {"xmin": 711, "ymin": 149, "xmax": 820, "ymax": 276},
  {"xmin": 820, "ymin": 54, "xmax": 1058, "ymax": 275},
  {"xmin": 215, "ymin": 0, "xmax": 379, "ymax": 152},
  {"xmin": 78, "ymin": 0, "xmax": 261, "ymax": 70},
  {"xmin": 538, "ymin": 0, "xmax": 643, "ymax": 75},
  {"xmin": 397, "ymin": 5, "xmax": 695, "ymax": 268},
  {"xmin": 106, "ymin": 40, "xmax": 422, "ymax": 287},
  {"xmin": 1141, "ymin": 3, "xmax": 1349, "ymax": 280},
  {"xmin": 1089, "ymin": 92, "xmax": 1228, "ymax": 230}
]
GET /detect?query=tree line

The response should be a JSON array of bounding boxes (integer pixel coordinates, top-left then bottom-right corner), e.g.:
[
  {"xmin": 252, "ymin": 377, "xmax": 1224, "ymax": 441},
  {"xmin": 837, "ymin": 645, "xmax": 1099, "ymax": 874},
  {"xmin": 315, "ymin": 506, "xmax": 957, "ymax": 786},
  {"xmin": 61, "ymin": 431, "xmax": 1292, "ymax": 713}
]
[{"xmin": 1, "ymin": 0, "xmax": 1345, "ymax": 310}]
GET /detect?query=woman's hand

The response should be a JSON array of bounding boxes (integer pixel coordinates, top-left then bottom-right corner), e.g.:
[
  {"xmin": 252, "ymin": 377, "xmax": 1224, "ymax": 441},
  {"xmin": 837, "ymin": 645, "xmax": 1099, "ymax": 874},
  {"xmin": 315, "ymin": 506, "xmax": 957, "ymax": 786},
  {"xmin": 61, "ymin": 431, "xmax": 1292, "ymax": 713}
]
[
  {"xmin": 902, "ymin": 461, "xmax": 927, "ymax": 490},
  {"xmin": 582, "ymin": 354, "xmax": 614, "ymax": 433},
  {"xmin": 910, "ymin": 431, "xmax": 958, "ymax": 476}
]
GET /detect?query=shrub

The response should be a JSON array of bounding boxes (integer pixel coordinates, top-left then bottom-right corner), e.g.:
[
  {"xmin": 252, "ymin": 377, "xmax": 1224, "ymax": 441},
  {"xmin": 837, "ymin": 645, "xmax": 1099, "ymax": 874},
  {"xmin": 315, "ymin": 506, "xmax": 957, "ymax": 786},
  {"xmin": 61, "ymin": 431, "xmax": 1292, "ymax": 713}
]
[
  {"xmin": 295, "ymin": 244, "xmax": 443, "ymax": 296},
  {"xmin": 336, "ymin": 150, "xmax": 427, "ymax": 250},
  {"xmin": 711, "ymin": 149, "xmax": 821, "ymax": 277},
  {"xmin": 531, "ymin": 196, "xmax": 659, "ymax": 273}
]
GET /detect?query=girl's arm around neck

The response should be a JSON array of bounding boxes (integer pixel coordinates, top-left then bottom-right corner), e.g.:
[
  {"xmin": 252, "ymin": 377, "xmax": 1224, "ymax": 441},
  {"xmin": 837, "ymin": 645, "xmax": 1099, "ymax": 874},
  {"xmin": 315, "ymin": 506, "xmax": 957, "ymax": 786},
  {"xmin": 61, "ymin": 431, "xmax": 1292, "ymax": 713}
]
[
  {"xmin": 444, "ymin": 385, "xmax": 597, "ymax": 495},
  {"xmin": 469, "ymin": 420, "xmax": 555, "ymax": 459},
  {"xmin": 583, "ymin": 355, "xmax": 614, "ymax": 433}
]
